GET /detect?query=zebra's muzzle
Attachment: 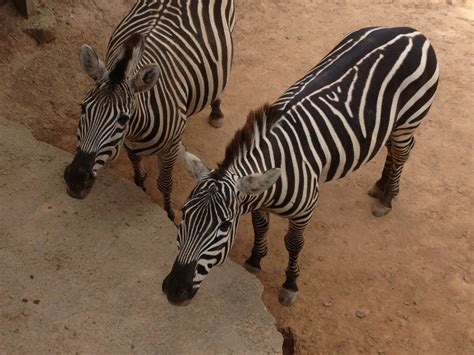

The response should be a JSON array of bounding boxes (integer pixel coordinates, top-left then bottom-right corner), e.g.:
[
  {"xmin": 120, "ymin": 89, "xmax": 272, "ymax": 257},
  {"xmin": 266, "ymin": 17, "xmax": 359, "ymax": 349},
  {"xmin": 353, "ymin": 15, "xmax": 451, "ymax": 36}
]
[
  {"xmin": 64, "ymin": 151, "xmax": 96, "ymax": 199},
  {"xmin": 162, "ymin": 261, "xmax": 198, "ymax": 306}
]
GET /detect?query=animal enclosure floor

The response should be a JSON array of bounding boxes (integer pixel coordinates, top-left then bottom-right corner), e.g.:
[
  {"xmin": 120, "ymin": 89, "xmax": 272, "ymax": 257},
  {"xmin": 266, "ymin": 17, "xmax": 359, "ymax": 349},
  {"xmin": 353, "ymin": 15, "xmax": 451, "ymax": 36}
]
[{"xmin": 0, "ymin": 0, "xmax": 472, "ymax": 353}]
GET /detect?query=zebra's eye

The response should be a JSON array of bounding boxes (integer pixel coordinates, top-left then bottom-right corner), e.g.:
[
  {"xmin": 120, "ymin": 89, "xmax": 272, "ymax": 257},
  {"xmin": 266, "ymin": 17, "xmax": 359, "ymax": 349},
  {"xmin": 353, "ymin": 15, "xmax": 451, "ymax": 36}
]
[
  {"xmin": 218, "ymin": 221, "xmax": 232, "ymax": 233},
  {"xmin": 118, "ymin": 114, "xmax": 129, "ymax": 125}
]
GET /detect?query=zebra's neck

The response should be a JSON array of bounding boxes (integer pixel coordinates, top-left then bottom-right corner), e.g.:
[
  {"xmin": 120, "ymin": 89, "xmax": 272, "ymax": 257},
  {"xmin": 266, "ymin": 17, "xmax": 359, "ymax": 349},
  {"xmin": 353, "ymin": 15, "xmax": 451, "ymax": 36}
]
[
  {"xmin": 125, "ymin": 79, "xmax": 186, "ymax": 143},
  {"xmin": 217, "ymin": 105, "xmax": 311, "ymax": 214},
  {"xmin": 106, "ymin": 1, "xmax": 166, "ymax": 67},
  {"xmin": 102, "ymin": 1, "xmax": 179, "ymax": 146}
]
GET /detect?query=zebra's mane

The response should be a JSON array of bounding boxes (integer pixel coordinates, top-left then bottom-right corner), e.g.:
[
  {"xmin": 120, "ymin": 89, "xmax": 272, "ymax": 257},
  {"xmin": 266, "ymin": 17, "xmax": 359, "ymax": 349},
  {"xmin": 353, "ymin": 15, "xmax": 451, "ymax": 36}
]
[
  {"xmin": 108, "ymin": 33, "xmax": 143, "ymax": 85},
  {"xmin": 215, "ymin": 103, "xmax": 281, "ymax": 177}
]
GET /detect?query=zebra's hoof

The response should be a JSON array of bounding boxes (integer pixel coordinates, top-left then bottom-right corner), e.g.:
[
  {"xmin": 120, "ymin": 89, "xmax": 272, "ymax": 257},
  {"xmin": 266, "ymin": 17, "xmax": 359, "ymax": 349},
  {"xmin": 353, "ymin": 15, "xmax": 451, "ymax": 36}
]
[
  {"xmin": 372, "ymin": 205, "xmax": 392, "ymax": 217},
  {"xmin": 278, "ymin": 288, "xmax": 298, "ymax": 306},
  {"xmin": 244, "ymin": 261, "xmax": 261, "ymax": 274},
  {"xmin": 209, "ymin": 117, "xmax": 224, "ymax": 128}
]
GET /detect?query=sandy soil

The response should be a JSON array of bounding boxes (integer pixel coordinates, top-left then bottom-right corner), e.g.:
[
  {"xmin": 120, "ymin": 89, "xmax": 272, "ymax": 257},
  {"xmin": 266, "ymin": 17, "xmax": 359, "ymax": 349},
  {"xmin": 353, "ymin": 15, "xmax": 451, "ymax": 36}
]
[{"xmin": 1, "ymin": 0, "xmax": 473, "ymax": 353}]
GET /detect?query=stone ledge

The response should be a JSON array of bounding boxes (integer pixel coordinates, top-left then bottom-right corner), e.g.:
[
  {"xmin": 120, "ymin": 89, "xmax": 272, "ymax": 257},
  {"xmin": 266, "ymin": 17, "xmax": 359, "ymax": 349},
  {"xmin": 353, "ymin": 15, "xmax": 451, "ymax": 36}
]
[{"xmin": 0, "ymin": 118, "xmax": 283, "ymax": 354}]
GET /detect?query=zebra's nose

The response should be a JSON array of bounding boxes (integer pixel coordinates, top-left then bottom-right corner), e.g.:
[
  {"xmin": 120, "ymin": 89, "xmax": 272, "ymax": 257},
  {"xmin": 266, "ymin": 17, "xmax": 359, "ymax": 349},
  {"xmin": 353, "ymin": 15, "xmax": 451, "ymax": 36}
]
[
  {"xmin": 64, "ymin": 151, "xmax": 96, "ymax": 199},
  {"xmin": 162, "ymin": 261, "xmax": 197, "ymax": 306}
]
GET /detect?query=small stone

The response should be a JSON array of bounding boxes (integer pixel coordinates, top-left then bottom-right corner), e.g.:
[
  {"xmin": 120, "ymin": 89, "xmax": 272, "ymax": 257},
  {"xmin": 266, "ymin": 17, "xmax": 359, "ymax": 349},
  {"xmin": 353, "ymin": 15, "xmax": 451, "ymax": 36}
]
[
  {"xmin": 355, "ymin": 309, "xmax": 369, "ymax": 318},
  {"xmin": 22, "ymin": 298, "xmax": 28, "ymax": 303},
  {"xmin": 24, "ymin": 8, "xmax": 57, "ymax": 44},
  {"xmin": 29, "ymin": 275, "xmax": 34, "ymax": 279},
  {"xmin": 33, "ymin": 299, "xmax": 40, "ymax": 305},
  {"xmin": 323, "ymin": 301, "xmax": 332, "ymax": 307}
]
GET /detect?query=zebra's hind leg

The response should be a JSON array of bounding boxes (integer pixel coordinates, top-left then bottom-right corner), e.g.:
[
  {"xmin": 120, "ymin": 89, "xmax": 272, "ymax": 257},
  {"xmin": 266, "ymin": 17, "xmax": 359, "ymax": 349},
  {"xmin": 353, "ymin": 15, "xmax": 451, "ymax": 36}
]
[
  {"xmin": 279, "ymin": 218, "xmax": 308, "ymax": 306},
  {"xmin": 245, "ymin": 210, "xmax": 270, "ymax": 274},
  {"xmin": 368, "ymin": 139, "xmax": 393, "ymax": 201},
  {"xmin": 127, "ymin": 148, "xmax": 147, "ymax": 192},
  {"xmin": 209, "ymin": 98, "xmax": 224, "ymax": 128},
  {"xmin": 157, "ymin": 147, "xmax": 179, "ymax": 221},
  {"xmin": 372, "ymin": 135, "xmax": 416, "ymax": 217}
]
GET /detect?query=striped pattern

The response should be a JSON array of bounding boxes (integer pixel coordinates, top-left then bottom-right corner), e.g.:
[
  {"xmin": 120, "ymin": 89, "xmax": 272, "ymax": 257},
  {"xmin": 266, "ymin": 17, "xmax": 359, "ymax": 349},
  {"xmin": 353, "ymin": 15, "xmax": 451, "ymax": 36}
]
[
  {"xmin": 178, "ymin": 179, "xmax": 238, "ymax": 285},
  {"xmin": 79, "ymin": 82, "xmax": 133, "ymax": 168},
  {"xmin": 77, "ymin": 0, "xmax": 235, "ymax": 219},
  {"xmin": 175, "ymin": 27, "xmax": 439, "ymax": 303}
]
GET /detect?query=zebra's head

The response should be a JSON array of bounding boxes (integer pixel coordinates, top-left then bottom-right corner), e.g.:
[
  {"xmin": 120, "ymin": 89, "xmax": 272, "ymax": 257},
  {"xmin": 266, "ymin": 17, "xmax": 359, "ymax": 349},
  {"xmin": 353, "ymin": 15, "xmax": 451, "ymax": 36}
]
[
  {"xmin": 64, "ymin": 34, "xmax": 160, "ymax": 199},
  {"xmin": 162, "ymin": 145, "xmax": 281, "ymax": 305}
]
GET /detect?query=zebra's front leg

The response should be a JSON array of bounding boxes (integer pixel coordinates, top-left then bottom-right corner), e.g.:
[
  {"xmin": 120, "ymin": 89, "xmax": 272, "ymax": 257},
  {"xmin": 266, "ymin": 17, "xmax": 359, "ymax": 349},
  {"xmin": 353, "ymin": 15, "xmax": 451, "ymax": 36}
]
[
  {"xmin": 157, "ymin": 147, "xmax": 179, "ymax": 222},
  {"xmin": 244, "ymin": 210, "xmax": 270, "ymax": 274},
  {"xmin": 126, "ymin": 148, "xmax": 147, "ymax": 192},
  {"xmin": 279, "ymin": 218, "xmax": 307, "ymax": 306},
  {"xmin": 209, "ymin": 98, "xmax": 224, "ymax": 128}
]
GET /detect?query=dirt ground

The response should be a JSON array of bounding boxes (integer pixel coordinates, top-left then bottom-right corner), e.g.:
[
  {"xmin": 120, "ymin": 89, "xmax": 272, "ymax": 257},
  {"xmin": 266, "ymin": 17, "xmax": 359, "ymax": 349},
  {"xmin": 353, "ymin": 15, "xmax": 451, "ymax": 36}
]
[{"xmin": 1, "ymin": 0, "xmax": 473, "ymax": 353}]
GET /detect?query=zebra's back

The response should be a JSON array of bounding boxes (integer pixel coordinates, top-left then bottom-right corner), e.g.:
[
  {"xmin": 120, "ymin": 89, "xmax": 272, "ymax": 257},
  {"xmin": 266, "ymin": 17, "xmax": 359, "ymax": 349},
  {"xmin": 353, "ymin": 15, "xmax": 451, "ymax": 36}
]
[
  {"xmin": 106, "ymin": 0, "xmax": 235, "ymax": 117},
  {"xmin": 273, "ymin": 27, "xmax": 439, "ymax": 182}
]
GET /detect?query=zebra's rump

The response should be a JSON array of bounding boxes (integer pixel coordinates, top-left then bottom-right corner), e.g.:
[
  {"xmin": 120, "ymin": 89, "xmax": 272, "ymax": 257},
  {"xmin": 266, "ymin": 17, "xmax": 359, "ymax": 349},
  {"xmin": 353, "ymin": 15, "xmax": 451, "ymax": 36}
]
[{"xmin": 273, "ymin": 26, "xmax": 439, "ymax": 182}]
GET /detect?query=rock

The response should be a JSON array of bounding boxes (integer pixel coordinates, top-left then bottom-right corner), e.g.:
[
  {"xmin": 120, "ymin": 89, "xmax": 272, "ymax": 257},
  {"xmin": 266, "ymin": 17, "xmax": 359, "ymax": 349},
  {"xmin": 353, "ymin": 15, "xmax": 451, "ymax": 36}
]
[
  {"xmin": 355, "ymin": 309, "xmax": 369, "ymax": 318},
  {"xmin": 24, "ymin": 8, "xmax": 57, "ymax": 44}
]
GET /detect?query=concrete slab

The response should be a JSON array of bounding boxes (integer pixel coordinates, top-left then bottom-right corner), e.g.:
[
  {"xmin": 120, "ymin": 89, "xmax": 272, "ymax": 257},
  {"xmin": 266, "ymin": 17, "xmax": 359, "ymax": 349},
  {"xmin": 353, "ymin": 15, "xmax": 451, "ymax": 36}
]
[{"xmin": 0, "ymin": 119, "xmax": 282, "ymax": 354}]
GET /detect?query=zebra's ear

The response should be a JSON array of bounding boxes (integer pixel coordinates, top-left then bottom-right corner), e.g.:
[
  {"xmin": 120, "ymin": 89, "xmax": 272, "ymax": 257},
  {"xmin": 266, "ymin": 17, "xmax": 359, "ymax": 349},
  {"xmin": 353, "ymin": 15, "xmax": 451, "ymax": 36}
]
[
  {"xmin": 179, "ymin": 143, "xmax": 210, "ymax": 180},
  {"xmin": 79, "ymin": 45, "xmax": 107, "ymax": 81},
  {"xmin": 237, "ymin": 168, "xmax": 281, "ymax": 195},
  {"xmin": 129, "ymin": 64, "xmax": 161, "ymax": 93}
]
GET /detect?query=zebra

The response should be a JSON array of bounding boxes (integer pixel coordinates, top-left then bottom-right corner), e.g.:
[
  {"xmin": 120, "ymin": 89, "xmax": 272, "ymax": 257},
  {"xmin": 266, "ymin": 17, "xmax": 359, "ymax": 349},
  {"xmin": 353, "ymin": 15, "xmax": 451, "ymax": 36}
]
[
  {"xmin": 162, "ymin": 27, "xmax": 439, "ymax": 306},
  {"xmin": 64, "ymin": 0, "xmax": 235, "ymax": 221}
]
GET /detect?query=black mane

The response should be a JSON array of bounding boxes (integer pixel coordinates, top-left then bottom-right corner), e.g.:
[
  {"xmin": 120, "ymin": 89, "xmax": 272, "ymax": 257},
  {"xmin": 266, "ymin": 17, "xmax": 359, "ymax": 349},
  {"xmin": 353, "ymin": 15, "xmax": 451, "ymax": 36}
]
[
  {"xmin": 108, "ymin": 33, "xmax": 143, "ymax": 85},
  {"xmin": 213, "ymin": 103, "xmax": 281, "ymax": 178}
]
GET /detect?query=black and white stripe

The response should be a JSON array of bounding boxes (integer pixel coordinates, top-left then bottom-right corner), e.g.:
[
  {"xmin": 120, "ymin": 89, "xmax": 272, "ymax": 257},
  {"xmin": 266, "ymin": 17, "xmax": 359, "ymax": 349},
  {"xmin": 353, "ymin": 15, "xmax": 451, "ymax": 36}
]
[
  {"xmin": 74, "ymin": 0, "xmax": 235, "ymax": 218},
  {"xmin": 167, "ymin": 26, "xmax": 439, "ymax": 305}
]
